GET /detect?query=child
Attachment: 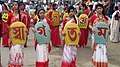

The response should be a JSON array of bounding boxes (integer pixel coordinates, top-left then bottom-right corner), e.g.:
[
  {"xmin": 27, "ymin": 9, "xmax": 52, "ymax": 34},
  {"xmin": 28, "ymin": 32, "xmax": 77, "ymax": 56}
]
[
  {"xmin": 61, "ymin": 6, "xmax": 79, "ymax": 67},
  {"xmin": 32, "ymin": 9, "xmax": 52, "ymax": 67}
]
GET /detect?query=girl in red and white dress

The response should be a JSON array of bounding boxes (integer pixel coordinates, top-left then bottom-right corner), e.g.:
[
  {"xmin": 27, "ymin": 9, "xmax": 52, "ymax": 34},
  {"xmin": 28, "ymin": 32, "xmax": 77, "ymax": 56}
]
[
  {"xmin": 89, "ymin": 4, "xmax": 110, "ymax": 67},
  {"xmin": 61, "ymin": 6, "xmax": 79, "ymax": 67},
  {"xmin": 7, "ymin": 1, "xmax": 27, "ymax": 67},
  {"xmin": 32, "ymin": 9, "xmax": 52, "ymax": 67}
]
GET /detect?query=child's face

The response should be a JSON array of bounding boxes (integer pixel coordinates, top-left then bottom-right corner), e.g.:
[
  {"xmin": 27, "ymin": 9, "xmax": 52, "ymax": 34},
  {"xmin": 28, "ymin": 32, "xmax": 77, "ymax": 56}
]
[
  {"xmin": 96, "ymin": 6, "xmax": 103, "ymax": 14},
  {"xmin": 39, "ymin": 10, "xmax": 45, "ymax": 19},
  {"xmin": 12, "ymin": 2, "xmax": 18, "ymax": 10},
  {"xmin": 69, "ymin": 9, "xmax": 74, "ymax": 17}
]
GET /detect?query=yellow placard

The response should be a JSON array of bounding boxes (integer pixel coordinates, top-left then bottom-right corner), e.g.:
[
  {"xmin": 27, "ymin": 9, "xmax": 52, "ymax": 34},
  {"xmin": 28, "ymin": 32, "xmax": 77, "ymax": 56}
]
[
  {"xmin": 10, "ymin": 22, "xmax": 27, "ymax": 45},
  {"xmin": 52, "ymin": 11, "xmax": 60, "ymax": 26},
  {"xmin": 64, "ymin": 23, "xmax": 80, "ymax": 46},
  {"xmin": 63, "ymin": 13, "xmax": 69, "ymax": 20},
  {"xmin": 2, "ymin": 13, "xmax": 8, "ymax": 23},
  {"xmin": 79, "ymin": 14, "xmax": 88, "ymax": 29}
]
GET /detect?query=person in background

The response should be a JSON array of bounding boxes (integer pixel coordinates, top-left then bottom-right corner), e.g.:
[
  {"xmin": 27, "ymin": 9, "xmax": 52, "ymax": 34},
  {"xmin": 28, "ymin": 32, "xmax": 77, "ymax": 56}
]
[
  {"xmin": 110, "ymin": 4, "xmax": 120, "ymax": 43},
  {"xmin": 77, "ymin": 3, "xmax": 90, "ymax": 47},
  {"xmin": 30, "ymin": 1, "xmax": 35, "ymax": 9},
  {"xmin": 74, "ymin": 8, "xmax": 77, "ymax": 16},
  {"xmin": 24, "ymin": 1, "xmax": 30, "ymax": 14},
  {"xmin": 20, "ymin": 3, "xmax": 31, "ymax": 47},
  {"xmin": 107, "ymin": 3, "xmax": 115, "ymax": 18},
  {"xmin": 37, "ymin": 1, "xmax": 44, "ymax": 9},
  {"xmin": 44, "ymin": 3, "xmax": 47, "ymax": 11},
  {"xmin": 62, "ymin": 4, "xmax": 68, "ymax": 20},
  {"xmin": 48, "ymin": 3, "xmax": 61, "ymax": 47},
  {"xmin": 1, "ymin": 3, "xmax": 10, "ymax": 47},
  {"xmin": 34, "ymin": 5, "xmax": 41, "ymax": 16}
]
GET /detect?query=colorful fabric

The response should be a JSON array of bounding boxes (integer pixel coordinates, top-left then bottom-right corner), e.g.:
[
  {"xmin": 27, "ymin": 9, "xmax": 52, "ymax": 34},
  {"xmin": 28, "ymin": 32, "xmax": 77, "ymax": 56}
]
[
  {"xmin": 8, "ymin": 45, "xmax": 24, "ymax": 67},
  {"xmin": 36, "ymin": 44, "xmax": 49, "ymax": 62},
  {"xmin": 91, "ymin": 44, "xmax": 108, "ymax": 67},
  {"xmin": 61, "ymin": 44, "xmax": 77, "ymax": 67}
]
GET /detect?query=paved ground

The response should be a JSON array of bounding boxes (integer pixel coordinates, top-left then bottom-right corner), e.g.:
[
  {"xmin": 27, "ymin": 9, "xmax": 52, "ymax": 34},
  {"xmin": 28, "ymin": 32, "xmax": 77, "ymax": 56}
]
[{"xmin": 1, "ymin": 28, "xmax": 120, "ymax": 67}]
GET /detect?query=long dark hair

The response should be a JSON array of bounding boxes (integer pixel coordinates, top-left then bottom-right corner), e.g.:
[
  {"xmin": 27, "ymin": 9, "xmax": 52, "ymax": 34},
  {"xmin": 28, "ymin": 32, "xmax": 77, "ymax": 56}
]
[
  {"xmin": 68, "ymin": 6, "xmax": 77, "ymax": 24},
  {"xmin": 35, "ymin": 5, "xmax": 39, "ymax": 15},
  {"xmin": 20, "ymin": 3, "xmax": 25, "ymax": 11},
  {"xmin": 95, "ymin": 3, "xmax": 108, "ymax": 20},
  {"xmin": 81, "ymin": 3, "xmax": 87, "ymax": 9},
  {"xmin": 38, "ymin": 9, "xmax": 45, "ymax": 21}
]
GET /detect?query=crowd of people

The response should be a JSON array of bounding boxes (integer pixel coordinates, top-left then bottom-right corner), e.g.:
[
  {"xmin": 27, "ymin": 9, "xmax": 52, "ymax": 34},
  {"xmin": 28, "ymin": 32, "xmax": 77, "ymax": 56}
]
[{"xmin": 0, "ymin": 0, "xmax": 120, "ymax": 67}]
